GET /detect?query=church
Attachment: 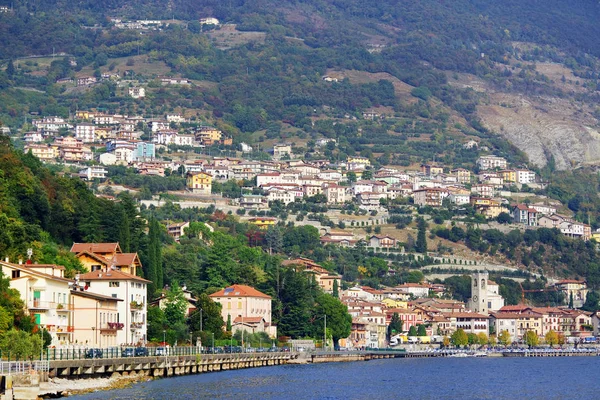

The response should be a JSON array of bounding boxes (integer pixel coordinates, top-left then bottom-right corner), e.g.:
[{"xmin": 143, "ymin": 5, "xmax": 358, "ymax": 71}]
[{"xmin": 467, "ymin": 271, "xmax": 505, "ymax": 314}]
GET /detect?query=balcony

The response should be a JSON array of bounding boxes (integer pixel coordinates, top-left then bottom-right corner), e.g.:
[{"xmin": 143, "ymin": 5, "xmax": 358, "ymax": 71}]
[
  {"xmin": 105, "ymin": 322, "xmax": 124, "ymax": 331},
  {"xmin": 28, "ymin": 300, "xmax": 52, "ymax": 310},
  {"xmin": 56, "ymin": 303, "xmax": 73, "ymax": 312},
  {"xmin": 130, "ymin": 322, "xmax": 144, "ymax": 330},
  {"xmin": 55, "ymin": 325, "xmax": 72, "ymax": 334},
  {"xmin": 130, "ymin": 301, "xmax": 144, "ymax": 311}
]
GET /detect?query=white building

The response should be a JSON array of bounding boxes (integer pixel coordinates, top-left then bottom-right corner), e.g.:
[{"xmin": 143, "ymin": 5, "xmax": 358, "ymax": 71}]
[
  {"xmin": 209, "ymin": 284, "xmax": 276, "ymax": 338},
  {"xmin": 128, "ymin": 87, "xmax": 146, "ymax": 99},
  {"xmin": 477, "ymin": 155, "xmax": 508, "ymax": 171},
  {"xmin": 115, "ymin": 147, "xmax": 134, "ymax": 164},
  {"xmin": 99, "ymin": 152, "xmax": 117, "ymax": 166},
  {"xmin": 79, "ymin": 166, "xmax": 108, "ymax": 180},
  {"xmin": 154, "ymin": 131, "xmax": 195, "ymax": 147},
  {"xmin": 396, "ymin": 283, "xmax": 430, "ymax": 298},
  {"xmin": 515, "ymin": 169, "xmax": 536, "ymax": 184},
  {"xmin": 80, "ymin": 269, "xmax": 149, "ymax": 345},
  {"xmin": 24, "ymin": 132, "xmax": 44, "ymax": 143},
  {"xmin": 1, "ymin": 261, "xmax": 73, "ymax": 346},
  {"xmin": 467, "ymin": 271, "xmax": 505, "ymax": 314},
  {"xmin": 75, "ymin": 124, "xmax": 97, "ymax": 143}
]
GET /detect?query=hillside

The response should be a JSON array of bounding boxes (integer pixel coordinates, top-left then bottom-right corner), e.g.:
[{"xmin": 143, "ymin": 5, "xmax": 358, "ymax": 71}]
[{"xmin": 1, "ymin": 1, "xmax": 600, "ymax": 169}]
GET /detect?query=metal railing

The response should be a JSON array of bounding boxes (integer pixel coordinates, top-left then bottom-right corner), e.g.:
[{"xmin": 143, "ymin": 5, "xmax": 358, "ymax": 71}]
[{"xmin": 0, "ymin": 360, "xmax": 49, "ymax": 374}]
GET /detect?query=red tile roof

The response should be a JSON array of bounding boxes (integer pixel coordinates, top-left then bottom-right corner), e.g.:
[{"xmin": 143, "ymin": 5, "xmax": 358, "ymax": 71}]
[
  {"xmin": 79, "ymin": 269, "xmax": 150, "ymax": 283},
  {"xmin": 209, "ymin": 284, "xmax": 271, "ymax": 299},
  {"xmin": 70, "ymin": 242, "xmax": 121, "ymax": 254},
  {"xmin": 233, "ymin": 316, "xmax": 265, "ymax": 324}
]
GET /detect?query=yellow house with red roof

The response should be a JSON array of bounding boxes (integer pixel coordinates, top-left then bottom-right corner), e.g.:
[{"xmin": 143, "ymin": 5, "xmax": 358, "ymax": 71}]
[
  {"xmin": 70, "ymin": 242, "xmax": 141, "ymax": 275},
  {"xmin": 186, "ymin": 171, "xmax": 212, "ymax": 195}
]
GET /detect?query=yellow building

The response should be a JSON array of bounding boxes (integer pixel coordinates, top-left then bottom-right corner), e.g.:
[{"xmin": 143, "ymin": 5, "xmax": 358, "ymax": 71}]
[
  {"xmin": 70, "ymin": 242, "xmax": 141, "ymax": 276},
  {"xmin": 347, "ymin": 156, "xmax": 371, "ymax": 166},
  {"xmin": 25, "ymin": 144, "xmax": 58, "ymax": 161},
  {"xmin": 71, "ymin": 290, "xmax": 122, "ymax": 348},
  {"xmin": 76, "ymin": 111, "xmax": 95, "ymax": 120},
  {"xmin": 470, "ymin": 197, "xmax": 503, "ymax": 219},
  {"xmin": 382, "ymin": 298, "xmax": 408, "ymax": 309},
  {"xmin": 186, "ymin": 171, "xmax": 213, "ymax": 195},
  {"xmin": 451, "ymin": 168, "xmax": 471, "ymax": 184},
  {"xmin": 498, "ymin": 170, "xmax": 517, "ymax": 183},
  {"xmin": 196, "ymin": 127, "xmax": 222, "ymax": 145},
  {"xmin": 248, "ymin": 217, "xmax": 277, "ymax": 230}
]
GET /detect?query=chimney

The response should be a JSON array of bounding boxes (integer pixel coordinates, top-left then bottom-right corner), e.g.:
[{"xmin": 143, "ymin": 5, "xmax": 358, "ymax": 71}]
[
  {"xmin": 4, "ymin": 257, "xmax": 8, "ymax": 263},
  {"xmin": 18, "ymin": 259, "xmax": 23, "ymax": 265}
]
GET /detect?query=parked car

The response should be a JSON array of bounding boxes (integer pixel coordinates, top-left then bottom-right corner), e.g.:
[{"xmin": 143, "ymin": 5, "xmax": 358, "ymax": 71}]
[
  {"xmin": 85, "ymin": 348, "xmax": 103, "ymax": 359},
  {"xmin": 121, "ymin": 347, "xmax": 135, "ymax": 357},
  {"xmin": 155, "ymin": 347, "xmax": 168, "ymax": 356},
  {"xmin": 135, "ymin": 347, "xmax": 149, "ymax": 357}
]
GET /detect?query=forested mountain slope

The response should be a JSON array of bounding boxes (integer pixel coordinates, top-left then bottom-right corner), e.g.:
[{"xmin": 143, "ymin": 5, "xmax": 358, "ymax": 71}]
[{"xmin": 1, "ymin": 1, "xmax": 600, "ymax": 167}]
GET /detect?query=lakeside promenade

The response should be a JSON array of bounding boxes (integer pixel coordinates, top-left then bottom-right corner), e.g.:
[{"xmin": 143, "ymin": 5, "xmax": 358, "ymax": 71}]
[{"xmin": 1, "ymin": 347, "xmax": 599, "ymax": 399}]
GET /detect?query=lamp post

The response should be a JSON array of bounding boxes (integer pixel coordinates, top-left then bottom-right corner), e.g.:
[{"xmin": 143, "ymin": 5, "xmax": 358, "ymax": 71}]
[
  {"xmin": 324, "ymin": 314, "xmax": 327, "ymax": 352},
  {"xmin": 39, "ymin": 326, "xmax": 43, "ymax": 361},
  {"xmin": 211, "ymin": 333, "xmax": 215, "ymax": 354},
  {"xmin": 163, "ymin": 330, "xmax": 167, "ymax": 369},
  {"xmin": 200, "ymin": 308, "xmax": 203, "ymax": 333}
]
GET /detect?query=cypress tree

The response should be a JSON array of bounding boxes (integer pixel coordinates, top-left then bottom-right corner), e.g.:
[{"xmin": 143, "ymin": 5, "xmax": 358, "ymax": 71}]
[{"xmin": 416, "ymin": 217, "xmax": 428, "ymax": 254}]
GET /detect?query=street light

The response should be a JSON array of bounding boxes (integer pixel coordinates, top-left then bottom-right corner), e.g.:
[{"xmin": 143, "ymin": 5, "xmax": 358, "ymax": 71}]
[
  {"xmin": 211, "ymin": 333, "xmax": 215, "ymax": 354},
  {"xmin": 324, "ymin": 314, "xmax": 327, "ymax": 352},
  {"xmin": 163, "ymin": 330, "xmax": 167, "ymax": 370}
]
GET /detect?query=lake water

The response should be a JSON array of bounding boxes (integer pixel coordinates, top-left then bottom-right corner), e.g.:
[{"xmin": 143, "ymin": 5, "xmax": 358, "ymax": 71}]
[{"xmin": 71, "ymin": 356, "xmax": 600, "ymax": 400}]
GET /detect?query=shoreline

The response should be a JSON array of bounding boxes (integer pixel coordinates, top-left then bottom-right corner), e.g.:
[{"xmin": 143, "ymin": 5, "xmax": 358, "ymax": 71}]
[
  {"xmin": 37, "ymin": 348, "xmax": 599, "ymax": 398},
  {"xmin": 39, "ymin": 374, "xmax": 151, "ymax": 398}
]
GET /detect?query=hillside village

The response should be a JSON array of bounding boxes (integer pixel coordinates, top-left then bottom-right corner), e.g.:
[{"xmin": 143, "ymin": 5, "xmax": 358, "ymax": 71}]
[{"xmin": 21, "ymin": 110, "xmax": 595, "ymax": 246}]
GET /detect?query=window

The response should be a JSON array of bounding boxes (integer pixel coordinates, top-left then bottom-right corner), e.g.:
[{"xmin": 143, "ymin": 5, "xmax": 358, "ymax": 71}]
[
  {"xmin": 92, "ymin": 265, "xmax": 101, "ymax": 271},
  {"xmin": 109, "ymin": 282, "xmax": 120, "ymax": 288},
  {"xmin": 11, "ymin": 270, "xmax": 20, "ymax": 279},
  {"xmin": 112, "ymin": 294, "xmax": 117, "ymax": 298}
]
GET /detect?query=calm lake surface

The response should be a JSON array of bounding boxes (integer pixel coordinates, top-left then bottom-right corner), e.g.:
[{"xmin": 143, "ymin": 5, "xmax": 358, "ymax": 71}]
[{"xmin": 71, "ymin": 357, "xmax": 600, "ymax": 400}]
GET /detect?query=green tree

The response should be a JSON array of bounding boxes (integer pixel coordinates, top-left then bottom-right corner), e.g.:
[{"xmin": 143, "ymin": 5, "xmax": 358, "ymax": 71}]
[
  {"xmin": 450, "ymin": 328, "xmax": 469, "ymax": 347},
  {"xmin": 496, "ymin": 212, "xmax": 512, "ymax": 224},
  {"xmin": 346, "ymin": 171, "xmax": 357, "ymax": 183},
  {"xmin": 0, "ymin": 305, "xmax": 14, "ymax": 333},
  {"xmin": 0, "ymin": 329, "xmax": 41, "ymax": 360},
  {"xmin": 467, "ymin": 333, "xmax": 478, "ymax": 345},
  {"xmin": 545, "ymin": 330, "xmax": 559, "ymax": 346},
  {"xmin": 146, "ymin": 305, "xmax": 166, "ymax": 342},
  {"xmin": 265, "ymin": 226, "xmax": 283, "ymax": 253},
  {"xmin": 387, "ymin": 312, "xmax": 403, "ymax": 340},
  {"xmin": 406, "ymin": 270, "xmax": 424, "ymax": 283},
  {"xmin": 332, "ymin": 279, "xmax": 339, "ymax": 298},
  {"xmin": 498, "ymin": 330, "xmax": 512, "ymax": 346},
  {"xmin": 145, "ymin": 217, "xmax": 163, "ymax": 295},
  {"xmin": 569, "ymin": 292, "xmax": 574, "ymax": 309},
  {"xmin": 582, "ymin": 291, "xmax": 600, "ymax": 312},
  {"xmin": 313, "ymin": 293, "xmax": 352, "ymax": 349},
  {"xmin": 362, "ymin": 170, "xmax": 373, "ymax": 180},
  {"xmin": 417, "ymin": 324, "xmax": 427, "ymax": 336},
  {"xmin": 408, "ymin": 325, "xmax": 418, "ymax": 336},
  {"xmin": 163, "ymin": 283, "xmax": 188, "ymax": 327},
  {"xmin": 477, "ymin": 332, "xmax": 488, "ymax": 345},
  {"xmin": 524, "ymin": 331, "xmax": 539, "ymax": 348},
  {"xmin": 188, "ymin": 293, "xmax": 225, "ymax": 340},
  {"xmin": 416, "ymin": 217, "xmax": 427, "ymax": 254}
]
